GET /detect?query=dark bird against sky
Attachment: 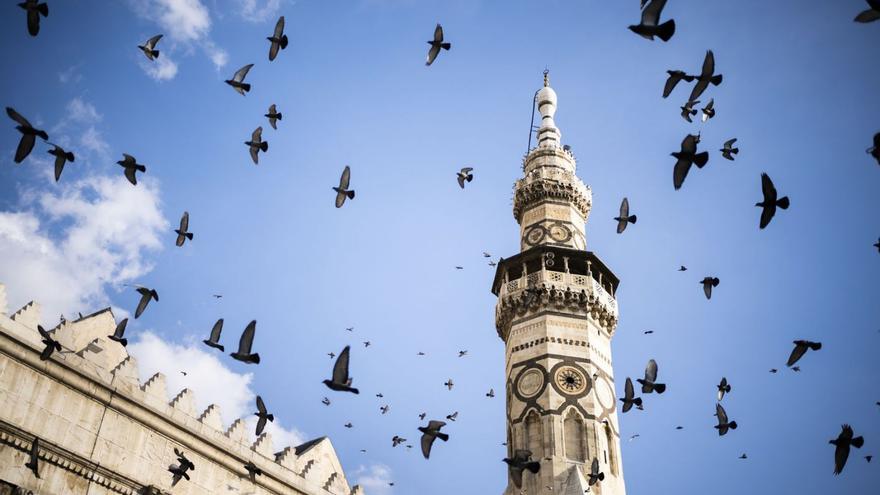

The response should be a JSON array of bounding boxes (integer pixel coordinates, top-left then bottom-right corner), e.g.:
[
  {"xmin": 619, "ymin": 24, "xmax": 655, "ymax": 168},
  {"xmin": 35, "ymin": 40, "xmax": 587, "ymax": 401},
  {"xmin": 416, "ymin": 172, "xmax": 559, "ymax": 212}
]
[
  {"xmin": 6, "ymin": 107, "xmax": 48, "ymax": 164},
  {"xmin": 628, "ymin": 0, "xmax": 675, "ymax": 42},
  {"xmin": 426, "ymin": 24, "xmax": 451, "ymax": 66},
  {"xmin": 230, "ymin": 320, "xmax": 260, "ymax": 364}
]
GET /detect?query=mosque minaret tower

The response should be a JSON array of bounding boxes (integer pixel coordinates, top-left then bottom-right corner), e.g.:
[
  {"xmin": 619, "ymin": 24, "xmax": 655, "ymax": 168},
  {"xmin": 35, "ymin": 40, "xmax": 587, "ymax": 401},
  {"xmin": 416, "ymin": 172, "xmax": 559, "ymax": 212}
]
[{"xmin": 491, "ymin": 73, "xmax": 626, "ymax": 495}]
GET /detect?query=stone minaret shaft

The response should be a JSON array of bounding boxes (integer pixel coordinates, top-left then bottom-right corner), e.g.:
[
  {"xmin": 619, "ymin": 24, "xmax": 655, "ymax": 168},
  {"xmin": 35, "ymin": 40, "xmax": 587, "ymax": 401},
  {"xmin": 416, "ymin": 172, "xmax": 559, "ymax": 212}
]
[{"xmin": 492, "ymin": 74, "xmax": 626, "ymax": 495}]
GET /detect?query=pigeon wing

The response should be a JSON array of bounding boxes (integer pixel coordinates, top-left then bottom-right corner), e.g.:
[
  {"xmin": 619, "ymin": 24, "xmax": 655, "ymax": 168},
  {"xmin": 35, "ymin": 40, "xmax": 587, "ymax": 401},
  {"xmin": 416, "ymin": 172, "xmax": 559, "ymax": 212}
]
[
  {"xmin": 624, "ymin": 377, "xmax": 634, "ymax": 401},
  {"xmin": 761, "ymin": 173, "xmax": 777, "ymax": 203},
  {"xmin": 147, "ymin": 34, "xmax": 163, "ymax": 49},
  {"xmin": 420, "ymin": 432, "xmax": 435, "ymax": 458},
  {"xmin": 274, "ymin": 16, "xmax": 285, "ymax": 39},
  {"xmin": 701, "ymin": 50, "xmax": 715, "ymax": 79},
  {"xmin": 113, "ymin": 318, "xmax": 128, "ymax": 338},
  {"xmin": 6, "ymin": 107, "xmax": 32, "ymax": 127},
  {"xmin": 53, "ymin": 151, "xmax": 65, "ymax": 181},
  {"xmin": 715, "ymin": 403, "xmax": 728, "ymax": 425},
  {"xmin": 332, "ymin": 345, "xmax": 351, "ymax": 384},
  {"xmin": 238, "ymin": 320, "xmax": 257, "ymax": 354},
  {"xmin": 703, "ymin": 279, "xmax": 712, "ymax": 299},
  {"xmin": 37, "ymin": 325, "xmax": 51, "ymax": 340},
  {"xmin": 433, "ymin": 24, "xmax": 444, "ymax": 43},
  {"xmin": 645, "ymin": 359, "xmax": 658, "ymax": 383},
  {"xmin": 209, "ymin": 319, "xmax": 223, "ymax": 342},
  {"xmin": 256, "ymin": 395, "xmax": 267, "ymax": 415},
  {"xmin": 509, "ymin": 465, "xmax": 524, "ymax": 488},
  {"xmin": 673, "ymin": 156, "xmax": 691, "ymax": 190},
  {"xmin": 14, "ymin": 134, "xmax": 36, "ymax": 163},
  {"xmin": 135, "ymin": 291, "xmax": 150, "ymax": 318},
  {"xmin": 251, "ymin": 126, "xmax": 263, "ymax": 144},
  {"xmin": 786, "ymin": 341, "xmax": 807, "ymax": 367},
  {"xmin": 641, "ymin": 0, "xmax": 667, "ymax": 26},
  {"xmin": 233, "ymin": 64, "xmax": 254, "ymax": 83},
  {"xmin": 591, "ymin": 457, "xmax": 600, "ymax": 475},
  {"xmin": 339, "ymin": 165, "xmax": 351, "ymax": 190},
  {"xmin": 619, "ymin": 197, "xmax": 629, "ymax": 219},
  {"xmin": 256, "ymin": 416, "xmax": 267, "ymax": 436},
  {"xmin": 426, "ymin": 44, "xmax": 440, "ymax": 66},
  {"xmin": 179, "ymin": 211, "xmax": 189, "ymax": 232}
]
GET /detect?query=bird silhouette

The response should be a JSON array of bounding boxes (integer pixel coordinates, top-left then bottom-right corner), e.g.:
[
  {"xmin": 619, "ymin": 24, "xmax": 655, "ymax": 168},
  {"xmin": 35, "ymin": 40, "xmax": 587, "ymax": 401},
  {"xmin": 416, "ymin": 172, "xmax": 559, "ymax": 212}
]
[
  {"xmin": 830, "ymin": 424, "xmax": 864, "ymax": 475},
  {"xmin": 867, "ymin": 132, "xmax": 879, "ymax": 164},
  {"xmin": 108, "ymin": 318, "xmax": 129, "ymax": 347},
  {"xmin": 714, "ymin": 403, "xmax": 737, "ymax": 436},
  {"xmin": 680, "ymin": 99, "xmax": 699, "ymax": 123},
  {"xmin": 225, "ymin": 64, "xmax": 254, "ymax": 95},
  {"xmin": 446, "ymin": 411, "xmax": 458, "ymax": 421},
  {"xmin": 392, "ymin": 435, "xmax": 406, "ymax": 447},
  {"xmin": 717, "ymin": 377, "xmax": 731, "ymax": 401},
  {"xmin": 138, "ymin": 34, "xmax": 163, "ymax": 60},
  {"xmin": 756, "ymin": 173, "xmax": 790, "ymax": 229},
  {"xmin": 254, "ymin": 395, "xmax": 274, "ymax": 436},
  {"xmin": 672, "ymin": 134, "xmax": 709, "ymax": 190},
  {"xmin": 786, "ymin": 340, "xmax": 822, "ymax": 367},
  {"xmin": 37, "ymin": 325, "xmax": 61, "ymax": 361},
  {"xmin": 426, "ymin": 24, "xmax": 451, "ymax": 66},
  {"xmin": 503, "ymin": 449, "xmax": 540, "ymax": 489},
  {"xmin": 7, "ymin": 107, "xmax": 48, "ymax": 163},
  {"xmin": 457, "ymin": 167, "xmax": 474, "ymax": 189},
  {"xmin": 678, "ymin": 266, "xmax": 687, "ymax": 271},
  {"xmin": 46, "ymin": 143, "xmax": 74, "ymax": 181},
  {"xmin": 486, "ymin": 388, "xmax": 495, "ymax": 398},
  {"xmin": 662, "ymin": 70, "xmax": 694, "ymax": 98},
  {"xmin": 720, "ymin": 138, "xmax": 739, "ymax": 161},
  {"xmin": 700, "ymin": 277, "xmax": 720, "ymax": 300},
  {"xmin": 444, "ymin": 379, "xmax": 454, "ymax": 390},
  {"xmin": 175, "ymin": 211, "xmax": 193, "ymax": 246},
  {"xmin": 587, "ymin": 457, "xmax": 605, "ymax": 486},
  {"xmin": 323, "ymin": 345, "xmax": 359, "ymax": 393},
  {"xmin": 614, "ymin": 197, "xmax": 637, "ymax": 234},
  {"xmin": 25, "ymin": 436, "xmax": 40, "ymax": 478},
  {"xmin": 243, "ymin": 461, "xmax": 263, "ymax": 483},
  {"xmin": 245, "ymin": 127, "xmax": 268, "ymax": 165},
  {"xmin": 134, "ymin": 286, "xmax": 158, "ymax": 318},
  {"xmin": 230, "ymin": 320, "xmax": 260, "ymax": 364},
  {"xmin": 265, "ymin": 104, "xmax": 282, "ymax": 130},
  {"xmin": 19, "ymin": 0, "xmax": 48, "ymax": 37},
  {"xmin": 629, "ymin": 0, "xmax": 675, "ymax": 42},
  {"xmin": 117, "ymin": 153, "xmax": 146, "ymax": 186},
  {"xmin": 267, "ymin": 16, "xmax": 288, "ymax": 61},
  {"xmin": 203, "ymin": 319, "xmax": 224, "ymax": 352},
  {"xmin": 854, "ymin": 0, "xmax": 880, "ymax": 22},
  {"xmin": 701, "ymin": 98, "xmax": 715, "ymax": 122},
  {"xmin": 418, "ymin": 420, "xmax": 449, "ymax": 459},
  {"xmin": 333, "ymin": 166, "xmax": 355, "ymax": 208},
  {"xmin": 689, "ymin": 51, "xmax": 723, "ymax": 102},
  {"xmin": 637, "ymin": 359, "xmax": 667, "ymax": 394},
  {"xmin": 620, "ymin": 377, "xmax": 643, "ymax": 413}
]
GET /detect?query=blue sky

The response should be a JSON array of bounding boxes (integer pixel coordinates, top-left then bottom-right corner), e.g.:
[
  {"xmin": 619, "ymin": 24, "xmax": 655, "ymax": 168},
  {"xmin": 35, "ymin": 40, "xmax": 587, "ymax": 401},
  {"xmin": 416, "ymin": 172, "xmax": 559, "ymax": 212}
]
[{"xmin": 1, "ymin": 0, "xmax": 878, "ymax": 493}]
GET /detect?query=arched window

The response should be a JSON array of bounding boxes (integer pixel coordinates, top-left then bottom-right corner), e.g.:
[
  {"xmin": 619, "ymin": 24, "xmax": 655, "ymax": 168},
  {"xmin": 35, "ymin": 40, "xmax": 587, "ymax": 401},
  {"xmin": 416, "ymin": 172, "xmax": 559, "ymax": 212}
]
[
  {"xmin": 524, "ymin": 410, "xmax": 543, "ymax": 459},
  {"xmin": 563, "ymin": 409, "xmax": 586, "ymax": 462},
  {"xmin": 605, "ymin": 423, "xmax": 618, "ymax": 475}
]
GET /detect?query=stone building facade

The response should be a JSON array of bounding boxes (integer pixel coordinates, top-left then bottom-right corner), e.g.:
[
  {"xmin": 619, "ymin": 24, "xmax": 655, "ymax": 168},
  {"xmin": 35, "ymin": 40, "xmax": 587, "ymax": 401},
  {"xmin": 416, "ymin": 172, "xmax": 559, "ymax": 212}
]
[
  {"xmin": 0, "ymin": 284, "xmax": 363, "ymax": 495},
  {"xmin": 492, "ymin": 74, "xmax": 627, "ymax": 495}
]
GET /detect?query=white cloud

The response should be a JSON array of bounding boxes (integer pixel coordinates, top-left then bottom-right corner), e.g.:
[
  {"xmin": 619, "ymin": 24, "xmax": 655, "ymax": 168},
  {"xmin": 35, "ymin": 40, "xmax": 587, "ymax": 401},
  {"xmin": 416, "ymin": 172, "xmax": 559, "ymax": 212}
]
[
  {"xmin": 0, "ymin": 175, "xmax": 167, "ymax": 322},
  {"xmin": 353, "ymin": 464, "xmax": 394, "ymax": 495},
  {"xmin": 128, "ymin": 332, "xmax": 306, "ymax": 447},
  {"xmin": 66, "ymin": 98, "xmax": 102, "ymax": 124},
  {"xmin": 80, "ymin": 127, "xmax": 110, "ymax": 156},
  {"xmin": 58, "ymin": 64, "xmax": 83, "ymax": 85},
  {"xmin": 202, "ymin": 41, "xmax": 228, "ymax": 70},
  {"xmin": 236, "ymin": 0, "xmax": 284, "ymax": 22},
  {"xmin": 140, "ymin": 54, "xmax": 180, "ymax": 81}
]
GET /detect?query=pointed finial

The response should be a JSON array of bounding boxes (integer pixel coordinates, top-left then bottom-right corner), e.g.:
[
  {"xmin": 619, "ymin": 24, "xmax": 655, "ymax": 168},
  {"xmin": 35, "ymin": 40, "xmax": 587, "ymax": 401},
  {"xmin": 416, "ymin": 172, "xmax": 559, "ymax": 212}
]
[{"xmin": 543, "ymin": 69, "xmax": 550, "ymax": 87}]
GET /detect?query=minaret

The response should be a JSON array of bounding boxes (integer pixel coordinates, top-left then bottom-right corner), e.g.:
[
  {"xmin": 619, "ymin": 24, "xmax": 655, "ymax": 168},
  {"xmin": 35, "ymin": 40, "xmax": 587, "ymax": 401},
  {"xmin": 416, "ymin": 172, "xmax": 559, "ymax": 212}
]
[{"xmin": 492, "ymin": 73, "xmax": 626, "ymax": 495}]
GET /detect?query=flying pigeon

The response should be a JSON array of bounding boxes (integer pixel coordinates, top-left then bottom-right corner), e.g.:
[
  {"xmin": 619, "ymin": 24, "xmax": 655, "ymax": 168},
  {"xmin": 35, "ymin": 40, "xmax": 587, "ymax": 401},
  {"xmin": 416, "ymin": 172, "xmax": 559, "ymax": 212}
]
[
  {"xmin": 874, "ymin": 238, "xmax": 880, "ymax": 253},
  {"xmin": 419, "ymin": 413, "xmax": 427, "ymax": 420},
  {"xmin": 769, "ymin": 368, "xmax": 778, "ymax": 374},
  {"xmin": 444, "ymin": 379, "xmax": 454, "ymax": 390},
  {"xmin": 457, "ymin": 167, "xmax": 474, "ymax": 188},
  {"xmin": 244, "ymin": 461, "xmax": 263, "ymax": 483},
  {"xmin": 37, "ymin": 325, "xmax": 61, "ymax": 361},
  {"xmin": 503, "ymin": 449, "xmax": 540, "ymax": 489},
  {"xmin": 426, "ymin": 24, "xmax": 451, "ymax": 66},
  {"xmin": 245, "ymin": 127, "xmax": 268, "ymax": 165},
  {"xmin": 792, "ymin": 366, "xmax": 801, "ymax": 372},
  {"xmin": 786, "ymin": 340, "xmax": 821, "ymax": 367},
  {"xmin": 672, "ymin": 133, "xmax": 709, "ymax": 190},
  {"xmin": 333, "ymin": 165, "xmax": 355, "ymax": 208},
  {"xmin": 25, "ymin": 437, "xmax": 40, "ymax": 478},
  {"xmin": 169, "ymin": 448, "xmax": 195, "ymax": 486},
  {"xmin": 230, "ymin": 320, "xmax": 260, "ymax": 364},
  {"xmin": 322, "ymin": 397, "xmax": 331, "ymax": 406},
  {"xmin": 225, "ymin": 64, "xmax": 254, "ymax": 95},
  {"xmin": 678, "ymin": 266, "xmax": 687, "ymax": 271},
  {"xmin": 486, "ymin": 388, "xmax": 495, "ymax": 398},
  {"xmin": 203, "ymin": 319, "xmax": 224, "ymax": 351},
  {"xmin": 830, "ymin": 424, "xmax": 864, "ymax": 475},
  {"xmin": 620, "ymin": 377, "xmax": 643, "ymax": 413},
  {"xmin": 488, "ymin": 261, "xmax": 497, "ymax": 267},
  {"xmin": 344, "ymin": 422, "xmax": 353, "ymax": 428},
  {"xmin": 6, "ymin": 107, "xmax": 48, "ymax": 163},
  {"xmin": 254, "ymin": 395, "xmax": 274, "ymax": 436},
  {"xmin": 614, "ymin": 197, "xmax": 637, "ymax": 234},
  {"xmin": 458, "ymin": 350, "xmax": 468, "ymax": 357},
  {"xmin": 717, "ymin": 377, "xmax": 731, "ymax": 402},
  {"xmin": 628, "ymin": 0, "xmax": 676, "ymax": 42},
  {"xmin": 720, "ymin": 138, "xmax": 739, "ymax": 161},
  {"xmin": 700, "ymin": 277, "xmax": 720, "ymax": 300},
  {"xmin": 700, "ymin": 98, "xmax": 716, "ymax": 122},
  {"xmin": 483, "ymin": 252, "xmax": 491, "ymax": 257},
  {"xmin": 175, "ymin": 211, "xmax": 193, "ymax": 246},
  {"xmin": 867, "ymin": 132, "xmax": 880, "ymax": 165},
  {"xmin": 663, "ymin": 70, "xmax": 693, "ymax": 98},
  {"xmin": 446, "ymin": 411, "xmax": 458, "ymax": 422},
  {"xmin": 108, "ymin": 318, "xmax": 129, "ymax": 347},
  {"xmin": 637, "ymin": 359, "xmax": 667, "ymax": 394},
  {"xmin": 739, "ymin": 453, "xmax": 748, "ymax": 459},
  {"xmin": 680, "ymin": 100, "xmax": 699, "ymax": 123},
  {"xmin": 267, "ymin": 16, "xmax": 288, "ymax": 61},
  {"xmin": 756, "ymin": 173, "xmax": 790, "ymax": 229},
  {"xmin": 134, "ymin": 286, "xmax": 158, "ymax": 318},
  {"xmin": 392, "ymin": 435, "xmax": 406, "ymax": 447},
  {"xmin": 588, "ymin": 457, "xmax": 605, "ymax": 486},
  {"xmin": 328, "ymin": 352, "xmax": 336, "ymax": 359},
  {"xmin": 138, "ymin": 34, "xmax": 163, "ymax": 60},
  {"xmin": 117, "ymin": 153, "xmax": 146, "ymax": 186},
  {"xmin": 381, "ymin": 405, "xmax": 391, "ymax": 415},
  {"xmin": 854, "ymin": 0, "xmax": 880, "ymax": 22},
  {"xmin": 644, "ymin": 330, "xmax": 654, "ymax": 334},
  {"xmin": 363, "ymin": 341, "xmax": 371, "ymax": 347},
  {"xmin": 265, "ymin": 104, "xmax": 282, "ymax": 130},
  {"xmin": 19, "ymin": 0, "xmax": 48, "ymax": 37},
  {"xmin": 323, "ymin": 345, "xmax": 359, "ymax": 393},
  {"xmin": 714, "ymin": 403, "xmax": 737, "ymax": 436},
  {"xmin": 419, "ymin": 420, "xmax": 449, "ymax": 459},
  {"xmin": 47, "ymin": 143, "xmax": 74, "ymax": 181},
  {"xmin": 689, "ymin": 51, "xmax": 723, "ymax": 102}
]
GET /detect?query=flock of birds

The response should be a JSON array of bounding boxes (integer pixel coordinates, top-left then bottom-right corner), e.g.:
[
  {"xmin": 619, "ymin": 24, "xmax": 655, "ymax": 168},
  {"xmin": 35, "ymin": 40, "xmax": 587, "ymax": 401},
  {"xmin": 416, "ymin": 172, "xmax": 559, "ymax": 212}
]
[{"xmin": 6, "ymin": 0, "xmax": 880, "ymax": 492}]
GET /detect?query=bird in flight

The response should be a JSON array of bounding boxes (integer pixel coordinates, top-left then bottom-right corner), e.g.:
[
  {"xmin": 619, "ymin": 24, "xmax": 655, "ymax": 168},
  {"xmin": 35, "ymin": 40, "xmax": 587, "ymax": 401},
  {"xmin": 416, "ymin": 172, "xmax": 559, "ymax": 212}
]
[
  {"xmin": 689, "ymin": 51, "xmax": 723, "ymax": 102},
  {"xmin": 720, "ymin": 138, "xmax": 739, "ymax": 161},
  {"xmin": 714, "ymin": 403, "xmax": 737, "ymax": 436},
  {"xmin": 203, "ymin": 319, "xmax": 224, "ymax": 352},
  {"xmin": 108, "ymin": 318, "xmax": 129, "ymax": 347},
  {"xmin": 620, "ymin": 377, "xmax": 643, "ymax": 413},
  {"xmin": 333, "ymin": 166, "xmax": 355, "ymax": 208},
  {"xmin": 37, "ymin": 325, "xmax": 61, "ymax": 361},
  {"xmin": 756, "ymin": 173, "xmax": 790, "ymax": 229},
  {"xmin": 426, "ymin": 24, "xmax": 451, "ymax": 66},
  {"xmin": 678, "ymin": 266, "xmax": 687, "ymax": 271},
  {"xmin": 486, "ymin": 388, "xmax": 495, "ymax": 398},
  {"xmin": 588, "ymin": 457, "xmax": 605, "ymax": 486},
  {"xmin": 457, "ymin": 167, "xmax": 474, "ymax": 189},
  {"xmin": 230, "ymin": 320, "xmax": 260, "ymax": 364},
  {"xmin": 267, "ymin": 16, "xmax": 288, "ymax": 61},
  {"xmin": 867, "ymin": 132, "xmax": 879, "ymax": 165},
  {"xmin": 25, "ymin": 437, "xmax": 40, "ymax": 478},
  {"xmin": 444, "ymin": 379, "xmax": 454, "ymax": 390},
  {"xmin": 344, "ymin": 422, "xmax": 353, "ymax": 428},
  {"xmin": 830, "ymin": 424, "xmax": 864, "ymax": 475},
  {"xmin": 418, "ymin": 412, "xmax": 427, "ymax": 420},
  {"xmin": 7, "ymin": 107, "xmax": 48, "ymax": 163},
  {"xmin": 662, "ymin": 70, "xmax": 693, "ymax": 98},
  {"xmin": 392, "ymin": 435, "xmax": 406, "ymax": 447},
  {"xmin": 363, "ymin": 341, "xmax": 371, "ymax": 347},
  {"xmin": 265, "ymin": 104, "xmax": 282, "ymax": 130},
  {"xmin": 716, "ymin": 377, "xmax": 731, "ymax": 402},
  {"xmin": 243, "ymin": 461, "xmax": 263, "ymax": 483},
  {"xmin": 328, "ymin": 352, "xmax": 336, "ymax": 359},
  {"xmin": 175, "ymin": 211, "xmax": 193, "ymax": 246},
  {"xmin": 874, "ymin": 238, "xmax": 880, "ymax": 253},
  {"xmin": 503, "ymin": 449, "xmax": 540, "ymax": 489},
  {"xmin": 225, "ymin": 64, "xmax": 254, "ymax": 95},
  {"xmin": 787, "ymin": 340, "xmax": 822, "ymax": 367},
  {"xmin": 643, "ymin": 330, "xmax": 654, "ymax": 334},
  {"xmin": 117, "ymin": 153, "xmax": 146, "ymax": 186},
  {"xmin": 614, "ymin": 197, "xmax": 637, "ymax": 234},
  {"xmin": 138, "ymin": 34, "xmax": 163, "ymax": 60},
  {"xmin": 323, "ymin": 345, "xmax": 359, "ymax": 394},
  {"xmin": 19, "ymin": 0, "xmax": 48, "ymax": 37},
  {"xmin": 134, "ymin": 286, "xmax": 159, "ymax": 318},
  {"xmin": 700, "ymin": 277, "xmax": 720, "ymax": 300},
  {"xmin": 418, "ymin": 420, "xmax": 449, "ymax": 459},
  {"xmin": 854, "ymin": 0, "xmax": 880, "ymax": 22},
  {"xmin": 458, "ymin": 350, "xmax": 468, "ymax": 357},
  {"xmin": 672, "ymin": 133, "xmax": 709, "ymax": 190},
  {"xmin": 628, "ymin": 0, "xmax": 675, "ymax": 42},
  {"xmin": 701, "ymin": 98, "xmax": 715, "ymax": 122},
  {"xmin": 483, "ymin": 252, "xmax": 491, "ymax": 258},
  {"xmin": 738, "ymin": 453, "xmax": 748, "ymax": 460},
  {"xmin": 445, "ymin": 411, "xmax": 458, "ymax": 422},
  {"xmin": 345, "ymin": 327, "xmax": 354, "ymax": 332},
  {"xmin": 169, "ymin": 448, "xmax": 195, "ymax": 486},
  {"xmin": 254, "ymin": 396, "xmax": 274, "ymax": 436},
  {"xmin": 322, "ymin": 397, "xmax": 331, "ymax": 406},
  {"xmin": 46, "ymin": 143, "xmax": 74, "ymax": 182},
  {"xmin": 245, "ymin": 127, "xmax": 268, "ymax": 165},
  {"xmin": 680, "ymin": 100, "xmax": 699, "ymax": 123},
  {"xmin": 637, "ymin": 359, "xmax": 667, "ymax": 394},
  {"xmin": 380, "ymin": 405, "xmax": 391, "ymax": 415}
]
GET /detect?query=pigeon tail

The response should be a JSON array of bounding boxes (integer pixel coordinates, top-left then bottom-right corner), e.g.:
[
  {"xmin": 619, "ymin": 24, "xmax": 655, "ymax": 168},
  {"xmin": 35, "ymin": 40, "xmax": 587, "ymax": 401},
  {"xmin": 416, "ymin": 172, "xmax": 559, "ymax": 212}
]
[
  {"xmin": 694, "ymin": 152, "xmax": 709, "ymax": 167},
  {"xmin": 656, "ymin": 19, "xmax": 675, "ymax": 42},
  {"xmin": 776, "ymin": 196, "xmax": 790, "ymax": 209},
  {"xmin": 276, "ymin": 113, "xmax": 283, "ymax": 120},
  {"xmin": 38, "ymin": 3, "xmax": 49, "ymax": 16},
  {"xmin": 436, "ymin": 432, "xmax": 449, "ymax": 442},
  {"xmin": 135, "ymin": 164, "xmax": 146, "ymax": 172},
  {"xmin": 280, "ymin": 35, "xmax": 289, "ymax": 49},
  {"xmin": 109, "ymin": 336, "xmax": 128, "ymax": 347},
  {"xmin": 653, "ymin": 383, "xmax": 667, "ymax": 394},
  {"xmin": 241, "ymin": 83, "xmax": 251, "ymax": 92},
  {"xmin": 259, "ymin": 142, "xmax": 269, "ymax": 152},
  {"xmin": 628, "ymin": 215, "xmax": 637, "ymax": 224},
  {"xmin": 711, "ymin": 74, "xmax": 723, "ymax": 86},
  {"xmin": 525, "ymin": 461, "xmax": 540, "ymax": 473},
  {"xmin": 151, "ymin": 50, "xmax": 160, "ymax": 59},
  {"xmin": 852, "ymin": 436, "xmax": 865, "ymax": 448},
  {"xmin": 186, "ymin": 232, "xmax": 194, "ymax": 240},
  {"xmin": 266, "ymin": 414, "xmax": 275, "ymax": 422},
  {"xmin": 441, "ymin": 42, "xmax": 451, "ymax": 50},
  {"xmin": 632, "ymin": 397, "xmax": 643, "ymax": 407},
  {"xmin": 346, "ymin": 190, "xmax": 355, "ymax": 199},
  {"xmin": 728, "ymin": 421, "xmax": 738, "ymax": 430}
]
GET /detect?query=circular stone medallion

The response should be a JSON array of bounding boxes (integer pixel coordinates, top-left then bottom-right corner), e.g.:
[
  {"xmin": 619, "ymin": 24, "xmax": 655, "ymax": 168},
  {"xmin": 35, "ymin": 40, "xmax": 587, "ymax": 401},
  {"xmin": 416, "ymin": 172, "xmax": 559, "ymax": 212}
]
[
  {"xmin": 594, "ymin": 376, "xmax": 615, "ymax": 410},
  {"xmin": 554, "ymin": 365, "xmax": 588, "ymax": 395},
  {"xmin": 517, "ymin": 368, "xmax": 544, "ymax": 398}
]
